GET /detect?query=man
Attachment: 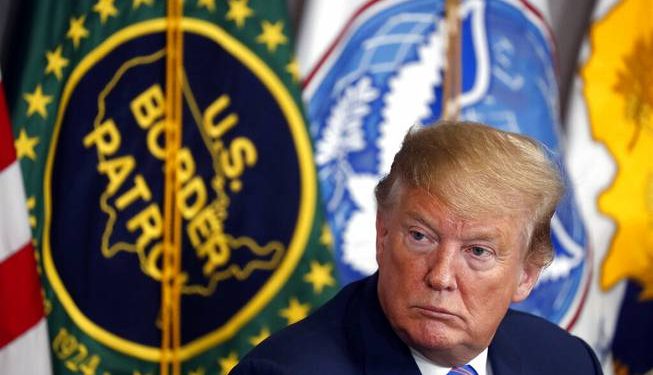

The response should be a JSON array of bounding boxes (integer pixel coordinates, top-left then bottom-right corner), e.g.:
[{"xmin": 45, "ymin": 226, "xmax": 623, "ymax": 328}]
[{"xmin": 231, "ymin": 121, "xmax": 602, "ymax": 374}]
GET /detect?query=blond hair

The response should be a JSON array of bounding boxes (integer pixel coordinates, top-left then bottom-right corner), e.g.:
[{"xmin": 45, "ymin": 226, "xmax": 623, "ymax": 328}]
[{"xmin": 375, "ymin": 121, "xmax": 564, "ymax": 268}]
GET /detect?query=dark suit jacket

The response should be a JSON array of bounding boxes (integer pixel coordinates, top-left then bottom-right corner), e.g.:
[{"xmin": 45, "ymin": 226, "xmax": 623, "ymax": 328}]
[{"xmin": 231, "ymin": 275, "xmax": 603, "ymax": 374}]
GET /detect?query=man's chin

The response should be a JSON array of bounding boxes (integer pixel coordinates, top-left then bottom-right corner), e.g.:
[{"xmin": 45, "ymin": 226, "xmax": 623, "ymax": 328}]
[
  {"xmin": 408, "ymin": 333, "xmax": 480, "ymax": 367},
  {"xmin": 403, "ymin": 325, "xmax": 463, "ymax": 353}
]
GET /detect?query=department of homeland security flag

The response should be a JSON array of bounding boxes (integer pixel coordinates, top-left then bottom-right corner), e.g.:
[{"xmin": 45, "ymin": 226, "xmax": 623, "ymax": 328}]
[
  {"xmin": 4, "ymin": 0, "xmax": 337, "ymax": 373},
  {"xmin": 566, "ymin": 0, "xmax": 653, "ymax": 373},
  {"xmin": 0, "ymin": 70, "xmax": 52, "ymax": 374},
  {"xmin": 302, "ymin": 0, "xmax": 592, "ymax": 335}
]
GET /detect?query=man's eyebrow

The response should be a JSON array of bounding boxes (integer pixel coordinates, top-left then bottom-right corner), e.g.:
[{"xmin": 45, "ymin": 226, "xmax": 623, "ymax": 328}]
[
  {"xmin": 405, "ymin": 211, "xmax": 437, "ymax": 231},
  {"xmin": 461, "ymin": 225, "xmax": 505, "ymax": 243},
  {"xmin": 404, "ymin": 210, "xmax": 507, "ymax": 242}
]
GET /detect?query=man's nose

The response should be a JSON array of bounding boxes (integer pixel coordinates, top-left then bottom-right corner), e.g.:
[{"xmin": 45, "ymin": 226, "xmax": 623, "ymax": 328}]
[{"xmin": 424, "ymin": 243, "xmax": 457, "ymax": 291}]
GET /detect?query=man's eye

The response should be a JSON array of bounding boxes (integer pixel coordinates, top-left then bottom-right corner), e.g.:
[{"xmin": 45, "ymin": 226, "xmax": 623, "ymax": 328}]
[
  {"xmin": 409, "ymin": 230, "xmax": 426, "ymax": 241},
  {"xmin": 470, "ymin": 246, "xmax": 490, "ymax": 257}
]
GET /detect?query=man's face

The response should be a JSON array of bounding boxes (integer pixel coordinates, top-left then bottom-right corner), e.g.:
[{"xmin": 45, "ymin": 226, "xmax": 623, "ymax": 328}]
[{"xmin": 376, "ymin": 184, "xmax": 540, "ymax": 365}]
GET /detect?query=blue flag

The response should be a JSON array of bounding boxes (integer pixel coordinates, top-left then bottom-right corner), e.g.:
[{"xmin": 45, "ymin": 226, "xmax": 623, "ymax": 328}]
[{"xmin": 303, "ymin": 0, "xmax": 590, "ymax": 330}]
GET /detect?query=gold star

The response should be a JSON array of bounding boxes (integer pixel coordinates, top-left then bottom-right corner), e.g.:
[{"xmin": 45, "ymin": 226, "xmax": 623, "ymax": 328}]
[
  {"xmin": 256, "ymin": 20, "xmax": 288, "ymax": 53},
  {"xmin": 218, "ymin": 352, "xmax": 239, "ymax": 375},
  {"xmin": 132, "ymin": 0, "xmax": 154, "ymax": 9},
  {"xmin": 34, "ymin": 246, "xmax": 42, "ymax": 276},
  {"xmin": 226, "ymin": 0, "xmax": 253, "ymax": 28},
  {"xmin": 304, "ymin": 261, "xmax": 336, "ymax": 294},
  {"xmin": 23, "ymin": 85, "xmax": 53, "ymax": 119},
  {"xmin": 43, "ymin": 293, "xmax": 52, "ymax": 315},
  {"xmin": 188, "ymin": 367, "xmax": 205, "ymax": 375},
  {"xmin": 320, "ymin": 223, "xmax": 333, "ymax": 249},
  {"xmin": 93, "ymin": 0, "xmax": 119, "ymax": 24},
  {"xmin": 279, "ymin": 297, "xmax": 310, "ymax": 326},
  {"xmin": 44, "ymin": 46, "xmax": 69, "ymax": 80},
  {"xmin": 14, "ymin": 129, "xmax": 39, "ymax": 160},
  {"xmin": 285, "ymin": 57, "xmax": 300, "ymax": 83},
  {"xmin": 27, "ymin": 196, "xmax": 36, "ymax": 228},
  {"xmin": 249, "ymin": 327, "xmax": 270, "ymax": 347},
  {"xmin": 67, "ymin": 16, "xmax": 89, "ymax": 48},
  {"xmin": 197, "ymin": 0, "xmax": 216, "ymax": 11}
]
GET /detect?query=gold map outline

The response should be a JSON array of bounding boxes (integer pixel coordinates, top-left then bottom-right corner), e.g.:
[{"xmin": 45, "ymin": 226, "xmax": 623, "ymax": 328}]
[{"xmin": 91, "ymin": 49, "xmax": 286, "ymax": 297}]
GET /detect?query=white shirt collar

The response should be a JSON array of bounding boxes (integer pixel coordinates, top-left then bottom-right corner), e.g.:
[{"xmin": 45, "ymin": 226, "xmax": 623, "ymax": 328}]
[{"xmin": 410, "ymin": 347, "xmax": 490, "ymax": 375}]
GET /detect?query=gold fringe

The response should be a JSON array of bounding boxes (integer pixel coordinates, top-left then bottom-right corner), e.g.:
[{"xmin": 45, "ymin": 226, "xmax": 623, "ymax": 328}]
[
  {"xmin": 162, "ymin": 0, "xmax": 183, "ymax": 374},
  {"xmin": 443, "ymin": 0, "xmax": 461, "ymax": 121}
]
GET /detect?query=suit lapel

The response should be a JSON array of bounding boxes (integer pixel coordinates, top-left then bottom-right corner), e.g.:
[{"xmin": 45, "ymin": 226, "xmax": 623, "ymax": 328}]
[
  {"xmin": 488, "ymin": 313, "xmax": 523, "ymax": 375},
  {"xmin": 345, "ymin": 275, "xmax": 422, "ymax": 375}
]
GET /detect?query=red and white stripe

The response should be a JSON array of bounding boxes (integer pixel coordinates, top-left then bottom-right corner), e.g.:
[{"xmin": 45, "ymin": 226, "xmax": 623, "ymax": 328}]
[{"xmin": 0, "ymin": 72, "xmax": 52, "ymax": 373}]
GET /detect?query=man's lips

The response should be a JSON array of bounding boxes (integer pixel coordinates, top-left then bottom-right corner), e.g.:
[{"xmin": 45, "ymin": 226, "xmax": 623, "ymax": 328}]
[{"xmin": 413, "ymin": 306, "xmax": 460, "ymax": 320}]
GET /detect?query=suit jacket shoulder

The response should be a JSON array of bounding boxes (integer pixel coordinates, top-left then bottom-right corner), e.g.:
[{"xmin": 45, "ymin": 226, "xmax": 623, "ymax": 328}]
[
  {"xmin": 231, "ymin": 279, "xmax": 361, "ymax": 374},
  {"xmin": 490, "ymin": 309, "xmax": 603, "ymax": 375}
]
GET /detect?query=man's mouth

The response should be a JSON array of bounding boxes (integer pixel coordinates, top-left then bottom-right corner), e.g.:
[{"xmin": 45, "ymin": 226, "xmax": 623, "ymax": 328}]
[{"xmin": 413, "ymin": 305, "xmax": 460, "ymax": 320}]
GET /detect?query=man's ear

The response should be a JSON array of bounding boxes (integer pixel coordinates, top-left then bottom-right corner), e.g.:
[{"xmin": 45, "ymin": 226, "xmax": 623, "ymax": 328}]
[
  {"xmin": 512, "ymin": 261, "xmax": 541, "ymax": 303},
  {"xmin": 376, "ymin": 210, "xmax": 388, "ymax": 267}
]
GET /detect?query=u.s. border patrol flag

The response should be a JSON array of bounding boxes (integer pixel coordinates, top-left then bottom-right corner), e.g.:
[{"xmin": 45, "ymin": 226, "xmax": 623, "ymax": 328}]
[
  {"xmin": 301, "ymin": 0, "xmax": 592, "ymax": 335},
  {"xmin": 566, "ymin": 0, "xmax": 653, "ymax": 373},
  {"xmin": 4, "ymin": 0, "xmax": 337, "ymax": 373}
]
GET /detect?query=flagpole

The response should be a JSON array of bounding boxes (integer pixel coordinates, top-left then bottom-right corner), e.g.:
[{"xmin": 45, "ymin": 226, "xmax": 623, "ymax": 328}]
[
  {"xmin": 163, "ymin": 0, "xmax": 183, "ymax": 374},
  {"xmin": 443, "ymin": 0, "xmax": 462, "ymax": 121}
]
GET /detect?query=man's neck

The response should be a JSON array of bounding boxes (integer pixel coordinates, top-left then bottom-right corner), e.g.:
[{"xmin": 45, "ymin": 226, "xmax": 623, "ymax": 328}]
[{"xmin": 410, "ymin": 347, "xmax": 489, "ymax": 375}]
